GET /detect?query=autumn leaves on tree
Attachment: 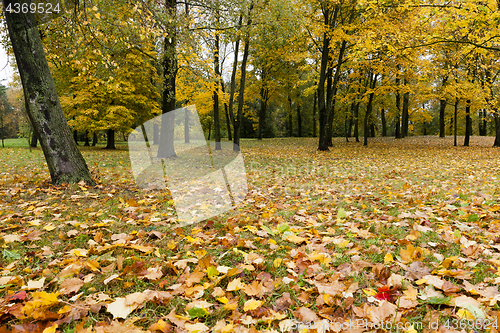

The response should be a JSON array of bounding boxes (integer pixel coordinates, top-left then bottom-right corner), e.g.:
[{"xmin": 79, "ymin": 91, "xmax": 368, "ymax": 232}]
[{"xmin": 2, "ymin": 0, "xmax": 500, "ymax": 184}]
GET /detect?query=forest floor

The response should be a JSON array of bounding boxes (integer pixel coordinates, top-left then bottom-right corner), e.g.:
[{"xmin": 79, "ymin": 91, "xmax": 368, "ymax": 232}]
[{"xmin": 0, "ymin": 136, "xmax": 499, "ymax": 333}]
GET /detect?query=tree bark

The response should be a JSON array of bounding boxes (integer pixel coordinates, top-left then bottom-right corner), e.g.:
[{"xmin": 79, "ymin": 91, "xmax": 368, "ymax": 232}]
[
  {"xmin": 297, "ymin": 104, "xmax": 302, "ymax": 137},
  {"xmin": 233, "ymin": 2, "xmax": 253, "ymax": 152},
  {"xmin": 288, "ymin": 94, "xmax": 293, "ymax": 137},
  {"xmin": 494, "ymin": 111, "xmax": 500, "ymax": 147},
  {"xmin": 105, "ymin": 129, "xmax": 115, "ymax": 149},
  {"xmin": 221, "ymin": 80, "xmax": 232, "ymax": 141},
  {"xmin": 354, "ymin": 102, "xmax": 359, "ymax": 142},
  {"xmin": 30, "ymin": 131, "xmax": 38, "ymax": 148},
  {"xmin": 92, "ymin": 132, "xmax": 98, "ymax": 146},
  {"xmin": 454, "ymin": 97, "xmax": 458, "ymax": 147},
  {"xmin": 84, "ymin": 131, "xmax": 90, "ymax": 146},
  {"xmin": 227, "ymin": 15, "xmax": 242, "ymax": 140},
  {"xmin": 312, "ymin": 89, "xmax": 317, "ymax": 137},
  {"xmin": 258, "ymin": 69, "xmax": 269, "ymax": 140},
  {"xmin": 363, "ymin": 73, "xmax": 377, "ymax": 146},
  {"xmin": 381, "ymin": 108, "xmax": 387, "ymax": 137},
  {"xmin": 3, "ymin": 0, "xmax": 94, "ymax": 185},
  {"xmin": 401, "ymin": 88, "xmax": 409, "ymax": 137},
  {"xmin": 464, "ymin": 99, "xmax": 472, "ymax": 146},
  {"xmin": 157, "ymin": 0, "xmax": 177, "ymax": 159},
  {"xmin": 439, "ymin": 76, "xmax": 448, "ymax": 137},
  {"xmin": 395, "ymin": 76, "xmax": 401, "ymax": 139},
  {"xmin": 317, "ymin": 6, "xmax": 332, "ymax": 151},
  {"xmin": 213, "ymin": 13, "xmax": 221, "ymax": 150}
]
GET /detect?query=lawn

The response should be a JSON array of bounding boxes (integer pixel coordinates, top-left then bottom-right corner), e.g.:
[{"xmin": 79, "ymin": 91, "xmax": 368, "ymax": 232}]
[{"xmin": 0, "ymin": 136, "xmax": 499, "ymax": 333}]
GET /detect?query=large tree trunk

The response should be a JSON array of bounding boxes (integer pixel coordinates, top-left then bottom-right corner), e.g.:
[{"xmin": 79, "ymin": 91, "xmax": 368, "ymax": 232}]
[
  {"xmin": 3, "ymin": 0, "xmax": 94, "ymax": 185},
  {"xmin": 105, "ymin": 129, "xmax": 115, "ymax": 149},
  {"xmin": 92, "ymin": 132, "xmax": 98, "ymax": 146},
  {"xmin": 158, "ymin": 0, "xmax": 177, "ymax": 159},
  {"xmin": 233, "ymin": 2, "xmax": 253, "ymax": 152},
  {"xmin": 84, "ymin": 131, "xmax": 90, "ymax": 146}
]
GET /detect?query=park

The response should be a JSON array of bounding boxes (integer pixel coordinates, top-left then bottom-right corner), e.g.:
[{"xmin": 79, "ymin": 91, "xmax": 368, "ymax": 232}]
[{"xmin": 0, "ymin": 0, "xmax": 500, "ymax": 332}]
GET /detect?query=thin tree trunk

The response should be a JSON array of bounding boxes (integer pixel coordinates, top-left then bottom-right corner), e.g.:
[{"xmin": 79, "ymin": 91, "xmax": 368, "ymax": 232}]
[
  {"xmin": 233, "ymin": 2, "xmax": 253, "ymax": 152},
  {"xmin": 73, "ymin": 130, "xmax": 79, "ymax": 145},
  {"xmin": 297, "ymin": 104, "xmax": 302, "ymax": 137},
  {"xmin": 92, "ymin": 132, "xmax": 98, "ymax": 146},
  {"xmin": 221, "ymin": 80, "xmax": 232, "ymax": 141},
  {"xmin": 258, "ymin": 86, "xmax": 269, "ymax": 140},
  {"xmin": 395, "ymin": 76, "xmax": 401, "ymax": 139},
  {"xmin": 30, "ymin": 132, "xmax": 38, "ymax": 148},
  {"xmin": 227, "ymin": 16, "xmax": 242, "ymax": 138},
  {"xmin": 363, "ymin": 73, "xmax": 378, "ymax": 146},
  {"xmin": 312, "ymin": 89, "xmax": 317, "ymax": 137},
  {"xmin": 354, "ymin": 102, "xmax": 359, "ymax": 142},
  {"xmin": 381, "ymin": 108, "xmax": 387, "ymax": 137},
  {"xmin": 402, "ymin": 84, "xmax": 409, "ymax": 137},
  {"xmin": 288, "ymin": 95, "xmax": 293, "ymax": 137},
  {"xmin": 213, "ymin": 10, "xmax": 221, "ymax": 150},
  {"xmin": 464, "ymin": 99, "xmax": 472, "ymax": 146},
  {"xmin": 454, "ymin": 97, "xmax": 458, "ymax": 147},
  {"xmin": 317, "ymin": 6, "xmax": 333, "ymax": 151},
  {"xmin": 3, "ymin": 0, "xmax": 94, "ymax": 185},
  {"xmin": 158, "ymin": 0, "xmax": 177, "ymax": 159},
  {"xmin": 439, "ymin": 76, "xmax": 448, "ymax": 137},
  {"xmin": 323, "ymin": 39, "xmax": 348, "ymax": 148}
]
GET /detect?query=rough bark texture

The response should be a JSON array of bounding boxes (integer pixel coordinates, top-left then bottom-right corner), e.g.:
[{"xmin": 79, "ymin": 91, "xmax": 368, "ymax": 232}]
[
  {"xmin": 158, "ymin": 0, "xmax": 177, "ymax": 158},
  {"xmin": 30, "ymin": 132, "xmax": 38, "ymax": 148},
  {"xmin": 3, "ymin": 0, "xmax": 94, "ymax": 185}
]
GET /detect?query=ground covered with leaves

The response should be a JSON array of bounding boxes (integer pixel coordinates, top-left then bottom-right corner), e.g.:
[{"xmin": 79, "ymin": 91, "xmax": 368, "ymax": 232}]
[{"xmin": 0, "ymin": 136, "xmax": 500, "ymax": 333}]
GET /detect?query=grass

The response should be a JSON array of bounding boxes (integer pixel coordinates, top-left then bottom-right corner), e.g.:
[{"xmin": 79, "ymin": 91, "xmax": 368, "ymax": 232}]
[{"xmin": 0, "ymin": 136, "xmax": 499, "ymax": 332}]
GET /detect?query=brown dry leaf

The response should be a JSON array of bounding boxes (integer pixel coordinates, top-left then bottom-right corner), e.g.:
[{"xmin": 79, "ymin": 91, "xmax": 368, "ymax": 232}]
[
  {"xmin": 141, "ymin": 265, "xmax": 163, "ymax": 281},
  {"xmin": 314, "ymin": 280, "xmax": 345, "ymax": 296},
  {"xmin": 442, "ymin": 280, "xmax": 461, "ymax": 293},
  {"xmin": 149, "ymin": 319, "xmax": 171, "ymax": 333},
  {"xmin": 185, "ymin": 270, "xmax": 205, "ymax": 287},
  {"xmin": 60, "ymin": 278, "xmax": 84, "ymax": 295},
  {"xmin": 293, "ymin": 307, "xmax": 319, "ymax": 322},
  {"xmin": 94, "ymin": 320, "xmax": 148, "ymax": 333},
  {"xmin": 405, "ymin": 261, "xmax": 432, "ymax": 280},
  {"xmin": 421, "ymin": 274, "xmax": 445, "ymax": 289},
  {"xmin": 273, "ymin": 292, "xmax": 294, "ymax": 312},
  {"xmin": 368, "ymin": 300, "xmax": 397, "ymax": 323},
  {"xmin": 166, "ymin": 309, "xmax": 187, "ymax": 328}
]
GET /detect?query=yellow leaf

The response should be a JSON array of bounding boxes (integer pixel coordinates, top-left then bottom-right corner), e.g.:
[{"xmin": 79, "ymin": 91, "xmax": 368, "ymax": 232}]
[
  {"xmin": 273, "ymin": 258, "xmax": 282, "ymax": 268},
  {"xmin": 226, "ymin": 278, "xmax": 245, "ymax": 291},
  {"xmin": 42, "ymin": 324, "xmax": 58, "ymax": 333},
  {"xmin": 285, "ymin": 234, "xmax": 307, "ymax": 244},
  {"xmin": 243, "ymin": 299, "xmax": 263, "ymax": 312},
  {"xmin": 384, "ymin": 253, "xmax": 394, "ymax": 264},
  {"xmin": 217, "ymin": 297, "xmax": 229, "ymax": 304},
  {"xmin": 363, "ymin": 288, "xmax": 377, "ymax": 296},
  {"xmin": 457, "ymin": 308, "xmax": 474, "ymax": 320}
]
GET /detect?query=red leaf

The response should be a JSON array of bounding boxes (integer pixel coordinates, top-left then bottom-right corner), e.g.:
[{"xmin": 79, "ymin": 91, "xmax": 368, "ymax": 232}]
[{"xmin": 7, "ymin": 291, "xmax": 27, "ymax": 302}]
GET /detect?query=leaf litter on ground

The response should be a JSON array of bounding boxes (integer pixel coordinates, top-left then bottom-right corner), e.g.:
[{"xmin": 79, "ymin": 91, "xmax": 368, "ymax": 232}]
[{"xmin": 0, "ymin": 136, "xmax": 499, "ymax": 332}]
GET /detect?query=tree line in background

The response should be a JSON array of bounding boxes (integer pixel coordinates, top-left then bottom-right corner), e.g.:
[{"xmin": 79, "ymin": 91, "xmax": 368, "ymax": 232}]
[{"xmin": 1, "ymin": 0, "xmax": 500, "ymax": 152}]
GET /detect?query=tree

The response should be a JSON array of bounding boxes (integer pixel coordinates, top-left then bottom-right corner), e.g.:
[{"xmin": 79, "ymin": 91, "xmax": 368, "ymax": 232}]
[{"xmin": 2, "ymin": 0, "xmax": 95, "ymax": 185}]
